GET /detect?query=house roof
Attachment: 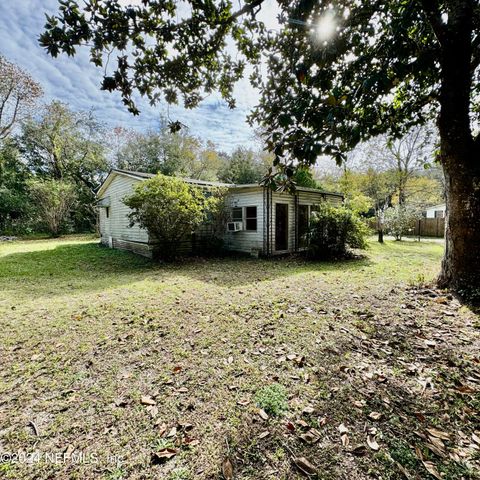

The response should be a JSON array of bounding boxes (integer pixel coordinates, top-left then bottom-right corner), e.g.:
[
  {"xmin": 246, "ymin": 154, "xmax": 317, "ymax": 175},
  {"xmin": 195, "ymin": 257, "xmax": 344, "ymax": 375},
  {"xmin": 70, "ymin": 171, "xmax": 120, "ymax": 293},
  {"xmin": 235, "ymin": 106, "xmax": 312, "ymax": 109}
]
[
  {"xmin": 425, "ymin": 203, "xmax": 446, "ymax": 210},
  {"xmin": 97, "ymin": 168, "xmax": 343, "ymax": 199}
]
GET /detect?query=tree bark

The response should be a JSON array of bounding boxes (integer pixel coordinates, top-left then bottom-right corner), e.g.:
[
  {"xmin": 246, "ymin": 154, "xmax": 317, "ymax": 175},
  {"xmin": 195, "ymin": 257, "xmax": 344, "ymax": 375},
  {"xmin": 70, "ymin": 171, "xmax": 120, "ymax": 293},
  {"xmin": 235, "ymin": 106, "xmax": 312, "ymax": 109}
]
[
  {"xmin": 438, "ymin": 156, "xmax": 480, "ymax": 299},
  {"xmin": 435, "ymin": 0, "xmax": 480, "ymax": 302}
]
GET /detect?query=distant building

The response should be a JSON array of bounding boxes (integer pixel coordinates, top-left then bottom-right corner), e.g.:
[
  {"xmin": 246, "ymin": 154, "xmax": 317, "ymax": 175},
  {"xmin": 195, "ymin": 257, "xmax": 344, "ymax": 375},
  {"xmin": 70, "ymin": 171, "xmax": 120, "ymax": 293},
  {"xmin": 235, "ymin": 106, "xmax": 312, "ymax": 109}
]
[{"xmin": 425, "ymin": 203, "xmax": 446, "ymax": 218}]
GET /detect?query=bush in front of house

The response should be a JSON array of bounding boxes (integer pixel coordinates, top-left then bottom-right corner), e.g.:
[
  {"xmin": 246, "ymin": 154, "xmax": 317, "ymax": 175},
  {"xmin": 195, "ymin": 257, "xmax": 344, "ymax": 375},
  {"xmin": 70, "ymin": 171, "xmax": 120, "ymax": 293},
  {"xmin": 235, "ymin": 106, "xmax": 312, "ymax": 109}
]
[
  {"xmin": 124, "ymin": 174, "xmax": 226, "ymax": 259},
  {"xmin": 308, "ymin": 203, "xmax": 368, "ymax": 259}
]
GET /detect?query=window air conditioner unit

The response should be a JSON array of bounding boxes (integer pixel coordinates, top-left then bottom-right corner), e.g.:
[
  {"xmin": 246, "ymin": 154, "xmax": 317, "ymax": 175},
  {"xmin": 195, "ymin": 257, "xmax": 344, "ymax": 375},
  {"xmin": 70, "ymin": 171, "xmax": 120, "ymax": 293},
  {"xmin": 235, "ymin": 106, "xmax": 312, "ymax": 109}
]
[{"xmin": 227, "ymin": 221, "xmax": 243, "ymax": 232}]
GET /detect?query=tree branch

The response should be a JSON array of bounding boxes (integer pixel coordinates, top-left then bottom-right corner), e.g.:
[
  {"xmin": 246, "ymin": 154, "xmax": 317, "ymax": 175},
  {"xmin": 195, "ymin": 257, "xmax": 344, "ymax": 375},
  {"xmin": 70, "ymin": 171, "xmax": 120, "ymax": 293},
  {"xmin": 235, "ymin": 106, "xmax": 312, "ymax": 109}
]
[{"xmin": 420, "ymin": 0, "xmax": 447, "ymax": 46}]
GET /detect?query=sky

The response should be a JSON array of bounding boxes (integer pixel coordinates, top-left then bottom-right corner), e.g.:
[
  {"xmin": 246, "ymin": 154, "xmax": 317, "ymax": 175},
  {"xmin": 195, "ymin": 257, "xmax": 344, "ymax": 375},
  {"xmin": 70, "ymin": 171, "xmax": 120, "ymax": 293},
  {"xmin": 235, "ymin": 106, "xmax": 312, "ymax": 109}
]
[{"xmin": 0, "ymin": 0, "xmax": 281, "ymax": 152}]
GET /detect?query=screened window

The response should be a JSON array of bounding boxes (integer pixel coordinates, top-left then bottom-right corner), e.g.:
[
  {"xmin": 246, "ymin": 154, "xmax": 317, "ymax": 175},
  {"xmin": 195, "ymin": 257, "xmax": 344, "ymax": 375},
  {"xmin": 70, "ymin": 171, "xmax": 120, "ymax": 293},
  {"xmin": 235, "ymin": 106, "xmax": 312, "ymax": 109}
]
[
  {"xmin": 245, "ymin": 206, "xmax": 257, "ymax": 231},
  {"xmin": 105, "ymin": 207, "xmax": 110, "ymax": 218},
  {"xmin": 232, "ymin": 207, "xmax": 243, "ymax": 221}
]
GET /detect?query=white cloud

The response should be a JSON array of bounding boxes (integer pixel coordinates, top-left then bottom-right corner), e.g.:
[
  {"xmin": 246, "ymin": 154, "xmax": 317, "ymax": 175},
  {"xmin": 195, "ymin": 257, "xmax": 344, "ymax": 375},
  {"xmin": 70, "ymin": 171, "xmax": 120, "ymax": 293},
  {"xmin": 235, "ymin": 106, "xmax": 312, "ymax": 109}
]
[{"xmin": 0, "ymin": 0, "xmax": 280, "ymax": 152}]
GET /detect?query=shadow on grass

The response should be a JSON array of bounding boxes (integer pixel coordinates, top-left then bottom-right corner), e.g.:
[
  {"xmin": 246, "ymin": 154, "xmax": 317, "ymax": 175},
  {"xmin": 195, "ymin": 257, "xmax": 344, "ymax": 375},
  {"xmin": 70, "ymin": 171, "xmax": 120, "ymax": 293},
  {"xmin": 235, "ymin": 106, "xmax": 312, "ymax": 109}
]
[
  {"xmin": 0, "ymin": 241, "xmax": 374, "ymax": 300},
  {"xmin": 226, "ymin": 288, "xmax": 479, "ymax": 479}
]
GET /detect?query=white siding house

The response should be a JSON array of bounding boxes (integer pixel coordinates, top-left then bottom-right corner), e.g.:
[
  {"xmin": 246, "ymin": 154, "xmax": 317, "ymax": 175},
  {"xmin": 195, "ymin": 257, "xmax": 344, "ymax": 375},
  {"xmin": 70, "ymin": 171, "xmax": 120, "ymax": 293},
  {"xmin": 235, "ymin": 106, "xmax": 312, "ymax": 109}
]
[
  {"xmin": 96, "ymin": 169, "xmax": 344, "ymax": 257},
  {"xmin": 425, "ymin": 203, "xmax": 446, "ymax": 218}
]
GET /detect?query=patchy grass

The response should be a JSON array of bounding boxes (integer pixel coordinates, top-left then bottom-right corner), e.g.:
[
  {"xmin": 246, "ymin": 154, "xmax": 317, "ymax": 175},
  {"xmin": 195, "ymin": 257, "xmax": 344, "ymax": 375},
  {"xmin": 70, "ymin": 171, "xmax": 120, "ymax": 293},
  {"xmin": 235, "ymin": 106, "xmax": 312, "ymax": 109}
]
[{"xmin": 0, "ymin": 236, "xmax": 478, "ymax": 479}]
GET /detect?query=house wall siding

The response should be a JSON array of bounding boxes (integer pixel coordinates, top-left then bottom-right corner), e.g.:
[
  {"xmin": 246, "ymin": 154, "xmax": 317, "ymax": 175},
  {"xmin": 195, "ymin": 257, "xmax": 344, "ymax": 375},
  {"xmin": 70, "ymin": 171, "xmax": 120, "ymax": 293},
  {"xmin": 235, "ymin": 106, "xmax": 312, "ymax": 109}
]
[
  {"xmin": 98, "ymin": 175, "xmax": 149, "ymax": 247},
  {"xmin": 224, "ymin": 188, "xmax": 265, "ymax": 254}
]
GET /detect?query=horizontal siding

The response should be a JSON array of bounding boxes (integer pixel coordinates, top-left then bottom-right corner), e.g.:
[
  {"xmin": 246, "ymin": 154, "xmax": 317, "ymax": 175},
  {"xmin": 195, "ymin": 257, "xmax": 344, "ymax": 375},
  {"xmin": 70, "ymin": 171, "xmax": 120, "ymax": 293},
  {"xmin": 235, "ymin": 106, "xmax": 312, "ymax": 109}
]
[
  {"xmin": 224, "ymin": 188, "xmax": 264, "ymax": 254},
  {"xmin": 99, "ymin": 175, "xmax": 149, "ymax": 245}
]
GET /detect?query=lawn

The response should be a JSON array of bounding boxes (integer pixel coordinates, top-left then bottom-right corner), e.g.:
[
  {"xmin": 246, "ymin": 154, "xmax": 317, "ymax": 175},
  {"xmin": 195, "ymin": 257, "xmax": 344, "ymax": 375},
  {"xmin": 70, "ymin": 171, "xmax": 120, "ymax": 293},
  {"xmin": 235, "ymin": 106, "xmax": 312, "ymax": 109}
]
[{"xmin": 0, "ymin": 237, "xmax": 478, "ymax": 480}]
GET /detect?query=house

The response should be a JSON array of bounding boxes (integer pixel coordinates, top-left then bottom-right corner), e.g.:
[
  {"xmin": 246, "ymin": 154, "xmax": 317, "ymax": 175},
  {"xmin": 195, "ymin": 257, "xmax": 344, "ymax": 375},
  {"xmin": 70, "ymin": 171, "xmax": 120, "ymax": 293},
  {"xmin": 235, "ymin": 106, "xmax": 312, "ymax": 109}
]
[
  {"xmin": 96, "ymin": 168, "xmax": 344, "ymax": 257},
  {"xmin": 425, "ymin": 203, "xmax": 446, "ymax": 218}
]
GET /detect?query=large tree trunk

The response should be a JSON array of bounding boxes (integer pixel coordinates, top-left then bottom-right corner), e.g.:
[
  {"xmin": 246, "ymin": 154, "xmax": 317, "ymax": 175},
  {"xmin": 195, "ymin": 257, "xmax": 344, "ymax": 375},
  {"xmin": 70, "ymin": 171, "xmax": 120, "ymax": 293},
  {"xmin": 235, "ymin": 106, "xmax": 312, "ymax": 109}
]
[
  {"xmin": 436, "ymin": 0, "xmax": 479, "ymax": 301},
  {"xmin": 438, "ymin": 157, "xmax": 480, "ymax": 299}
]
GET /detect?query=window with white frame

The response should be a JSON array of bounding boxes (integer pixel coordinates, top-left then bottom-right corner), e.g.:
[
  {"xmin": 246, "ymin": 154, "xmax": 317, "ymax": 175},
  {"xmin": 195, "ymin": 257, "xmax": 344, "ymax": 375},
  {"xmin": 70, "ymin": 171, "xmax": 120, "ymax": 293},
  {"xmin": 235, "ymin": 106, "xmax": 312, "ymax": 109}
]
[{"xmin": 231, "ymin": 206, "xmax": 257, "ymax": 231}]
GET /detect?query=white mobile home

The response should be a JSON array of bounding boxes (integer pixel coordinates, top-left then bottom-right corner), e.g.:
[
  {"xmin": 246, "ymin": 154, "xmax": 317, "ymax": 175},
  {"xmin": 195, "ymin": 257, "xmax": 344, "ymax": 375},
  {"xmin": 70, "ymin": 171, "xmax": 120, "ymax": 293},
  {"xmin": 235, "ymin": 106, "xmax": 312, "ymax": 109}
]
[{"xmin": 96, "ymin": 169, "xmax": 343, "ymax": 257}]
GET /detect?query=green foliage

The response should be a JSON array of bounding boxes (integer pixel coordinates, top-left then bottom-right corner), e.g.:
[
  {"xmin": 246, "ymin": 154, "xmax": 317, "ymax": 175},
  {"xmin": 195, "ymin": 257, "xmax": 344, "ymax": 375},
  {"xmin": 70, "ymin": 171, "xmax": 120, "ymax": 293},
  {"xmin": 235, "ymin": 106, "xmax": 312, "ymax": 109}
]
[
  {"xmin": 28, "ymin": 179, "xmax": 77, "ymax": 237},
  {"xmin": 308, "ymin": 203, "xmax": 368, "ymax": 259},
  {"xmin": 218, "ymin": 147, "xmax": 271, "ymax": 184},
  {"xmin": 254, "ymin": 384, "xmax": 288, "ymax": 417},
  {"xmin": 0, "ymin": 140, "xmax": 32, "ymax": 234},
  {"xmin": 20, "ymin": 101, "xmax": 108, "ymax": 232},
  {"xmin": 383, "ymin": 205, "xmax": 422, "ymax": 241},
  {"xmin": 292, "ymin": 167, "xmax": 323, "ymax": 189},
  {"xmin": 124, "ymin": 174, "xmax": 224, "ymax": 259}
]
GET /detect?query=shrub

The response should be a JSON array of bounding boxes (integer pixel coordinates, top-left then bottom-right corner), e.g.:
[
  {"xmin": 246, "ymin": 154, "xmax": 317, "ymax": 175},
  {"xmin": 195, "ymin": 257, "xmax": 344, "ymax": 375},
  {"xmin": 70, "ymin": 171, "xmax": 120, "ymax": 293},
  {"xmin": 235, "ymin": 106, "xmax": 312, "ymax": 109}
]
[
  {"xmin": 28, "ymin": 179, "xmax": 77, "ymax": 237},
  {"xmin": 308, "ymin": 203, "xmax": 368, "ymax": 259},
  {"xmin": 383, "ymin": 204, "xmax": 421, "ymax": 241},
  {"xmin": 254, "ymin": 384, "xmax": 288, "ymax": 416},
  {"xmin": 124, "ymin": 174, "xmax": 225, "ymax": 259}
]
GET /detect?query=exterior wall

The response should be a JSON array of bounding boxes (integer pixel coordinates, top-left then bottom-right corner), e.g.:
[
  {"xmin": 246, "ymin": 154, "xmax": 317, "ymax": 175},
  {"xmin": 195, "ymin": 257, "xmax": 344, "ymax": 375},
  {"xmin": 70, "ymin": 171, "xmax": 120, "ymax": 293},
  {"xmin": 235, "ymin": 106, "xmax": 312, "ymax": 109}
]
[
  {"xmin": 426, "ymin": 204, "xmax": 446, "ymax": 218},
  {"xmin": 98, "ymin": 174, "xmax": 149, "ymax": 249},
  {"xmin": 224, "ymin": 188, "xmax": 265, "ymax": 254},
  {"xmin": 224, "ymin": 187, "xmax": 343, "ymax": 255},
  {"xmin": 97, "ymin": 172, "xmax": 343, "ymax": 258},
  {"xmin": 270, "ymin": 190, "xmax": 343, "ymax": 254}
]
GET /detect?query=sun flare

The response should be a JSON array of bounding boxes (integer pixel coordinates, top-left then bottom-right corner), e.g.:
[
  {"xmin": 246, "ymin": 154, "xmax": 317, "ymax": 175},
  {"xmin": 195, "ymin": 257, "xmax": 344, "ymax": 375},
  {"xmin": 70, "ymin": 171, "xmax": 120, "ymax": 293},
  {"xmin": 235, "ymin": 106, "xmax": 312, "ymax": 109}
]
[{"xmin": 316, "ymin": 12, "xmax": 336, "ymax": 42}]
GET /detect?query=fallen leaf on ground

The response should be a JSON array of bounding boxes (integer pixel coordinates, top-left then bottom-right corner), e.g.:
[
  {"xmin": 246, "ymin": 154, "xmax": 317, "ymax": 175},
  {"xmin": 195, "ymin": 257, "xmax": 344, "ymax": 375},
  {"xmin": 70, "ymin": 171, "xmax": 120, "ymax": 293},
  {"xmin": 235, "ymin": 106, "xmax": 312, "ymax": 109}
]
[
  {"xmin": 151, "ymin": 448, "xmax": 178, "ymax": 464},
  {"xmin": 293, "ymin": 456, "xmax": 317, "ymax": 476},
  {"xmin": 368, "ymin": 411, "xmax": 382, "ymax": 420},
  {"xmin": 367, "ymin": 435, "xmax": 380, "ymax": 451},
  {"xmin": 422, "ymin": 460, "xmax": 442, "ymax": 479},
  {"xmin": 222, "ymin": 457, "xmax": 234, "ymax": 479},
  {"xmin": 141, "ymin": 395, "xmax": 156, "ymax": 406},
  {"xmin": 426, "ymin": 428, "xmax": 450, "ymax": 441},
  {"xmin": 338, "ymin": 423, "xmax": 348, "ymax": 434},
  {"xmin": 258, "ymin": 409, "xmax": 269, "ymax": 420},
  {"xmin": 258, "ymin": 430, "xmax": 270, "ymax": 439}
]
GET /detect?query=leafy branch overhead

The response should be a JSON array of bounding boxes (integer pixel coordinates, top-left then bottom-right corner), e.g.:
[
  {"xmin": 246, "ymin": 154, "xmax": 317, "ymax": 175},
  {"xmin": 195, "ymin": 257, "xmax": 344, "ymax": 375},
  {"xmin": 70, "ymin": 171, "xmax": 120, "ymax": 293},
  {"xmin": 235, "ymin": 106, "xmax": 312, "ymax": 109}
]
[
  {"xmin": 39, "ymin": 0, "xmax": 266, "ymax": 115},
  {"xmin": 39, "ymin": 1, "xmax": 480, "ymax": 163}
]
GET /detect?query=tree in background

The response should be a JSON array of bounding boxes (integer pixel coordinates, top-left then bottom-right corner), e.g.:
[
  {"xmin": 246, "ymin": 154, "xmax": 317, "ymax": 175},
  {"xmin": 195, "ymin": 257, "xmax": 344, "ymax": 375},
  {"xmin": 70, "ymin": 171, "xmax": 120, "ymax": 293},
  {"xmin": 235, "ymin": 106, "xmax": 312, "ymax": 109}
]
[
  {"xmin": 0, "ymin": 140, "xmax": 31, "ymax": 233},
  {"xmin": 115, "ymin": 126, "xmax": 196, "ymax": 176},
  {"xmin": 365, "ymin": 126, "xmax": 437, "ymax": 205},
  {"xmin": 0, "ymin": 55, "xmax": 43, "ymax": 139},
  {"xmin": 124, "ymin": 174, "xmax": 223, "ymax": 259},
  {"xmin": 383, "ymin": 205, "xmax": 422, "ymax": 241},
  {"xmin": 218, "ymin": 147, "xmax": 270, "ymax": 184},
  {"xmin": 39, "ymin": 0, "xmax": 479, "ymax": 296},
  {"xmin": 20, "ymin": 101, "xmax": 108, "ymax": 231},
  {"xmin": 29, "ymin": 179, "xmax": 77, "ymax": 237}
]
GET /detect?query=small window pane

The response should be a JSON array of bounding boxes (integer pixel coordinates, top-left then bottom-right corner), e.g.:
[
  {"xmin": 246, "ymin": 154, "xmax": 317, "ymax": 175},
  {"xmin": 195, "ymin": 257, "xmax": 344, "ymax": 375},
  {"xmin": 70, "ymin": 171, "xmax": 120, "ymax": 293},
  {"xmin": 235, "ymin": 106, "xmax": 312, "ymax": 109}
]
[
  {"xmin": 246, "ymin": 218, "xmax": 257, "ymax": 231},
  {"xmin": 245, "ymin": 206, "xmax": 257, "ymax": 231},
  {"xmin": 232, "ymin": 207, "xmax": 243, "ymax": 221}
]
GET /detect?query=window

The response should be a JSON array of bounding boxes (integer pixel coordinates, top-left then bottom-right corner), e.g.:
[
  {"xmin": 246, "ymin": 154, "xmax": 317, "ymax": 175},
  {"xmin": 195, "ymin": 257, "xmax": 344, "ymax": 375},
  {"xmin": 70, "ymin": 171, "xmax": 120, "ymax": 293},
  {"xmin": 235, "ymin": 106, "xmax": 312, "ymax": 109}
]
[
  {"xmin": 105, "ymin": 207, "xmax": 110, "ymax": 218},
  {"xmin": 434, "ymin": 210, "xmax": 444, "ymax": 218},
  {"xmin": 232, "ymin": 207, "xmax": 243, "ymax": 221},
  {"xmin": 245, "ymin": 206, "xmax": 257, "ymax": 231}
]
